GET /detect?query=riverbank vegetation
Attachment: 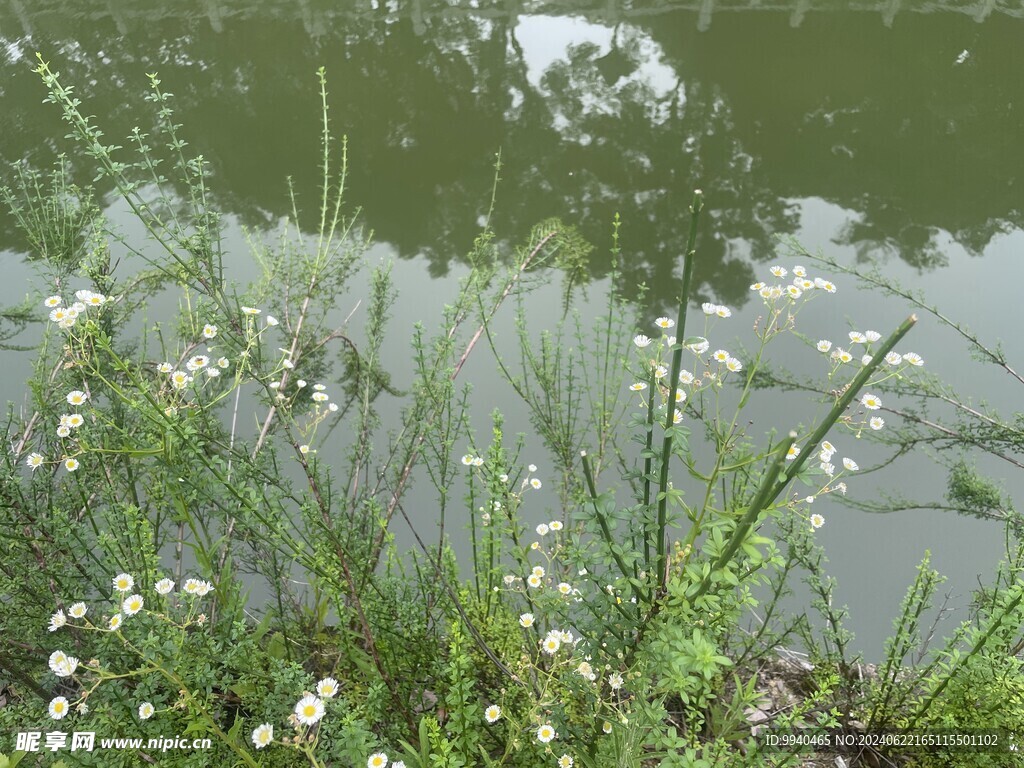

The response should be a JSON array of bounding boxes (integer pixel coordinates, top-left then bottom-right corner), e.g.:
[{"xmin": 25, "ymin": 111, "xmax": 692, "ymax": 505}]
[{"xmin": 1, "ymin": 61, "xmax": 1021, "ymax": 768}]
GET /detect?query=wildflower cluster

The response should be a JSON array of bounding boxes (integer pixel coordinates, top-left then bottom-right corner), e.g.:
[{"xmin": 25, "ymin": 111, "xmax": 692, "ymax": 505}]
[
  {"xmin": 42, "ymin": 571, "xmax": 215, "ymax": 722},
  {"xmin": 45, "ymin": 289, "xmax": 111, "ymax": 330}
]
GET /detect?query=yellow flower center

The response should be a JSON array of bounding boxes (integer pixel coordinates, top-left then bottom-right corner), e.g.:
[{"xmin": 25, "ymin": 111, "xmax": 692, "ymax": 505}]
[
  {"xmin": 54, "ymin": 702, "xmax": 65, "ymax": 713},
  {"xmin": 303, "ymin": 706, "xmax": 316, "ymax": 717}
]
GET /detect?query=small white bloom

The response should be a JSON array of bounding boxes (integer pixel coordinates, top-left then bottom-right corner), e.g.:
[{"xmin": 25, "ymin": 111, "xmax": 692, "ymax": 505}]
[
  {"xmin": 633, "ymin": 334, "xmax": 652, "ymax": 348},
  {"xmin": 786, "ymin": 445, "xmax": 800, "ymax": 461},
  {"xmin": 885, "ymin": 352, "xmax": 903, "ymax": 365},
  {"xmin": 712, "ymin": 349, "xmax": 730, "ymax": 363},
  {"xmin": 725, "ymin": 357, "xmax": 743, "ymax": 373},
  {"xmin": 842, "ymin": 457, "xmax": 859, "ymax": 471},
  {"xmin": 66, "ymin": 390, "xmax": 88, "ymax": 406},
  {"xmin": 861, "ymin": 393, "xmax": 882, "ymax": 410},
  {"xmin": 530, "ymin": 478, "xmax": 542, "ymax": 490},
  {"xmin": 865, "ymin": 330, "xmax": 882, "ymax": 342},
  {"xmin": 519, "ymin": 612, "xmax": 535, "ymax": 628},
  {"xmin": 820, "ymin": 462, "xmax": 835, "ymax": 477},
  {"xmin": 317, "ymin": 677, "xmax": 339, "ymax": 698},
  {"xmin": 484, "ymin": 705, "xmax": 501, "ymax": 723},
  {"xmin": 26, "ymin": 452, "xmax": 44, "ymax": 470},
  {"xmin": 109, "ymin": 614, "xmax": 122, "ymax": 630},
  {"xmin": 122, "ymin": 594, "xmax": 144, "ymax": 616},
  {"xmin": 202, "ymin": 324, "xmax": 217, "ymax": 339},
  {"xmin": 862, "ymin": 355, "xmax": 873, "ymax": 366},
  {"xmin": 679, "ymin": 369, "xmax": 694, "ymax": 384},
  {"xmin": 252, "ymin": 723, "xmax": 274, "ymax": 749},
  {"xmin": 69, "ymin": 602, "xmax": 87, "ymax": 619},
  {"xmin": 654, "ymin": 317, "xmax": 674, "ymax": 329},
  {"xmin": 848, "ymin": 331, "xmax": 867, "ymax": 344},
  {"xmin": 810, "ymin": 513, "xmax": 825, "ymax": 529},
  {"xmin": 903, "ymin": 352, "xmax": 924, "ymax": 366},
  {"xmin": 793, "ymin": 265, "xmax": 807, "ymax": 277},
  {"xmin": 870, "ymin": 416, "xmax": 885, "ymax": 430},
  {"xmin": 48, "ymin": 610, "xmax": 67, "ymax": 632},
  {"xmin": 770, "ymin": 265, "xmax": 787, "ymax": 277},
  {"xmin": 113, "ymin": 573, "xmax": 134, "ymax": 592},
  {"xmin": 367, "ymin": 754, "xmax": 388, "ymax": 768},
  {"xmin": 266, "ymin": 315, "xmax": 279, "ymax": 327},
  {"xmin": 158, "ymin": 362, "xmax": 173, "ymax": 373},
  {"xmin": 138, "ymin": 702, "xmax": 155, "ymax": 720},
  {"xmin": 155, "ymin": 578, "xmax": 175, "ymax": 595},
  {"xmin": 701, "ymin": 302, "xmax": 716, "ymax": 315},
  {"xmin": 312, "ymin": 391, "xmax": 329, "ymax": 403},
  {"xmin": 536, "ymin": 523, "xmax": 549, "ymax": 536},
  {"xmin": 45, "ymin": 295, "xmax": 62, "ymax": 308},
  {"xmin": 49, "ymin": 696, "xmax": 70, "ymax": 720},
  {"xmin": 294, "ymin": 695, "xmax": 325, "ymax": 726},
  {"xmin": 536, "ymin": 724, "xmax": 557, "ymax": 744},
  {"xmin": 241, "ymin": 306, "xmax": 261, "ymax": 316},
  {"xmin": 629, "ymin": 382, "xmax": 647, "ymax": 392},
  {"xmin": 715, "ymin": 305, "xmax": 732, "ymax": 318},
  {"xmin": 56, "ymin": 425, "xmax": 71, "ymax": 438}
]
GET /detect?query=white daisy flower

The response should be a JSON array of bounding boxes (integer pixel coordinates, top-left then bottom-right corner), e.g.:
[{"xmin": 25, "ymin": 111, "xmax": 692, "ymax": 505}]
[
  {"xmin": 206, "ymin": 368, "xmax": 220, "ymax": 378},
  {"xmin": 241, "ymin": 306, "xmax": 261, "ymax": 316},
  {"xmin": 113, "ymin": 573, "xmax": 134, "ymax": 592},
  {"xmin": 312, "ymin": 392, "xmax": 329, "ymax": 403},
  {"xmin": 769, "ymin": 265, "xmax": 787, "ymax": 277},
  {"xmin": 155, "ymin": 578, "xmax": 175, "ymax": 595},
  {"xmin": 688, "ymin": 338, "xmax": 709, "ymax": 354},
  {"xmin": 786, "ymin": 285, "xmax": 802, "ymax": 299},
  {"xmin": 530, "ymin": 478, "xmax": 542, "ymax": 490},
  {"xmin": 109, "ymin": 614, "xmax": 122, "ymax": 630},
  {"xmin": 842, "ymin": 457, "xmax": 859, "ymax": 471},
  {"xmin": 26, "ymin": 452, "xmax": 44, "ymax": 470},
  {"xmin": 633, "ymin": 334, "xmax": 652, "ymax": 348},
  {"xmin": 629, "ymin": 382, "xmax": 647, "ymax": 391},
  {"xmin": 52, "ymin": 654, "xmax": 79, "ymax": 678},
  {"xmin": 527, "ymin": 574, "xmax": 542, "ymax": 588},
  {"xmin": 541, "ymin": 634, "xmax": 560, "ymax": 655},
  {"xmin": 716, "ymin": 305, "xmax": 732, "ymax": 318},
  {"xmin": 186, "ymin": 355, "xmax": 209, "ymax": 371},
  {"xmin": 810, "ymin": 513, "xmax": 825, "ymax": 529},
  {"xmin": 138, "ymin": 702, "xmax": 155, "ymax": 720},
  {"xmin": 679, "ymin": 370, "xmax": 694, "ymax": 384},
  {"xmin": 69, "ymin": 602, "xmax": 87, "ymax": 619},
  {"xmin": 725, "ymin": 357, "xmax": 743, "ymax": 372},
  {"xmin": 820, "ymin": 462, "xmax": 835, "ymax": 477},
  {"xmin": 48, "ymin": 610, "xmax": 67, "ymax": 632},
  {"xmin": 885, "ymin": 352, "xmax": 903, "ymax": 365},
  {"xmin": 609, "ymin": 672, "xmax": 624, "ymax": 690},
  {"xmin": 158, "ymin": 362, "xmax": 173, "ymax": 373},
  {"xmin": 835, "ymin": 349, "xmax": 853, "ymax": 364},
  {"xmin": 202, "ymin": 324, "xmax": 217, "ymax": 339},
  {"xmin": 171, "ymin": 371, "xmax": 191, "ymax": 389},
  {"xmin": 66, "ymin": 414, "xmax": 84, "ymax": 428},
  {"xmin": 870, "ymin": 416, "xmax": 885, "ymax": 430},
  {"xmin": 519, "ymin": 613, "xmax": 535, "ymax": 628},
  {"xmin": 56, "ymin": 425, "xmax": 71, "ymax": 438},
  {"xmin": 536, "ymin": 523, "xmax": 549, "ymax": 536},
  {"xmin": 701, "ymin": 302, "xmax": 716, "ymax": 315},
  {"xmin": 537, "ymin": 724, "xmax": 556, "ymax": 743},
  {"xmin": 860, "ymin": 393, "xmax": 882, "ymax": 410},
  {"xmin": 654, "ymin": 317, "xmax": 674, "ymax": 329},
  {"xmin": 45, "ymin": 296, "xmax": 63, "ymax": 308},
  {"xmin": 471, "ymin": 456, "xmax": 484, "ymax": 467},
  {"xmin": 712, "ymin": 349, "xmax": 730, "ymax": 363},
  {"xmin": 317, "ymin": 677, "xmax": 339, "ymax": 698},
  {"xmin": 558, "ymin": 582, "xmax": 572, "ymax": 595},
  {"xmin": 848, "ymin": 331, "xmax": 867, "ymax": 344},
  {"xmin": 821, "ymin": 280, "xmax": 836, "ymax": 293},
  {"xmin": 66, "ymin": 390, "xmax": 88, "ymax": 406},
  {"xmin": 64, "ymin": 457, "xmax": 80, "ymax": 472},
  {"xmin": 653, "ymin": 365, "xmax": 667, "ymax": 379},
  {"xmin": 903, "ymin": 352, "xmax": 924, "ymax": 366},
  {"xmin": 750, "ymin": 281, "xmax": 766, "ymax": 291},
  {"xmin": 367, "ymin": 753, "xmax": 388, "ymax": 768},
  {"xmin": 484, "ymin": 705, "xmax": 501, "ymax": 723},
  {"xmin": 252, "ymin": 723, "xmax": 274, "ymax": 749},
  {"xmin": 294, "ymin": 695, "xmax": 325, "ymax": 726},
  {"xmin": 793, "ymin": 266, "xmax": 807, "ymax": 277},
  {"xmin": 786, "ymin": 445, "xmax": 801, "ymax": 460},
  {"xmin": 266, "ymin": 315, "xmax": 279, "ymax": 327},
  {"xmin": 865, "ymin": 330, "xmax": 882, "ymax": 342},
  {"xmin": 122, "ymin": 594, "xmax": 144, "ymax": 616},
  {"xmin": 49, "ymin": 696, "xmax": 70, "ymax": 720}
]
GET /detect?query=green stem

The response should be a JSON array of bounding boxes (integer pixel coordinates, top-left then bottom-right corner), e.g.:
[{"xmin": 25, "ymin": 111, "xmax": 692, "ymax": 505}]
[{"xmin": 655, "ymin": 190, "xmax": 704, "ymax": 592}]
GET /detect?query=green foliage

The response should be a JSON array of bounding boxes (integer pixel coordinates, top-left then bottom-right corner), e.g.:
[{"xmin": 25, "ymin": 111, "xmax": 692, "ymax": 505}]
[{"xmin": 3, "ymin": 55, "xmax": 1023, "ymax": 768}]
